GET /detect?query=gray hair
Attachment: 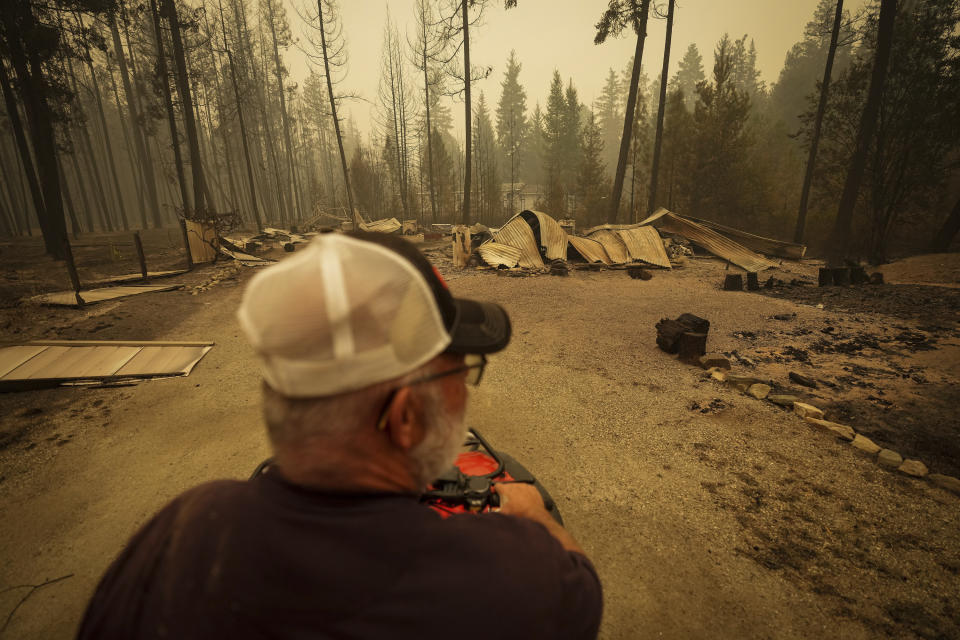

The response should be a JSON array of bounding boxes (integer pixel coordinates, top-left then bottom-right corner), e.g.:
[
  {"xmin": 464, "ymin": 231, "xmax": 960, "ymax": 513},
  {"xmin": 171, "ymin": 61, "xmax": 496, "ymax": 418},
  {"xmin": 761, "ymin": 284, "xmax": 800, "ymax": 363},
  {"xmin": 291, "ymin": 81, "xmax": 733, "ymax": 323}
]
[{"xmin": 262, "ymin": 363, "xmax": 434, "ymax": 449}]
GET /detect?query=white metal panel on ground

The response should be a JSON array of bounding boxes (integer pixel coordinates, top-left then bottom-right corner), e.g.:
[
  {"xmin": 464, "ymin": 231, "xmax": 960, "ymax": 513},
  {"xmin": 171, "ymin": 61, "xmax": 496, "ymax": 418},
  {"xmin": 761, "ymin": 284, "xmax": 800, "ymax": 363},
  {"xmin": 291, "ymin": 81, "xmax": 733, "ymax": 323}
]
[
  {"xmin": 567, "ymin": 236, "xmax": 612, "ymax": 264},
  {"xmin": 0, "ymin": 345, "xmax": 47, "ymax": 378},
  {"xmin": 0, "ymin": 341, "xmax": 214, "ymax": 390},
  {"xmin": 526, "ymin": 211, "xmax": 569, "ymax": 261},
  {"xmin": 32, "ymin": 285, "xmax": 180, "ymax": 306},
  {"xmin": 587, "ymin": 230, "xmax": 631, "ymax": 264},
  {"xmin": 640, "ymin": 208, "xmax": 777, "ymax": 272},
  {"xmin": 478, "ymin": 242, "xmax": 522, "ymax": 268},
  {"xmin": 114, "ymin": 346, "xmax": 213, "ymax": 377},
  {"xmin": 616, "ymin": 226, "xmax": 672, "ymax": 268},
  {"xmin": 492, "ymin": 215, "xmax": 545, "ymax": 269}
]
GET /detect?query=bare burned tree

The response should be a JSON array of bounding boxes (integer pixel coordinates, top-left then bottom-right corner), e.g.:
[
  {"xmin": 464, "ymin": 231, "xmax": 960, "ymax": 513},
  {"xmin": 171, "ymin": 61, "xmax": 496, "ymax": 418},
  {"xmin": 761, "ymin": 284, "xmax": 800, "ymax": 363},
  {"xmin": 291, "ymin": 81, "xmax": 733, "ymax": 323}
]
[
  {"xmin": 377, "ymin": 9, "xmax": 415, "ymax": 222},
  {"xmin": 828, "ymin": 0, "xmax": 897, "ymax": 263},
  {"xmin": 595, "ymin": 0, "xmax": 651, "ymax": 224},
  {"xmin": 408, "ymin": 0, "xmax": 445, "ymax": 225},
  {"xmin": 301, "ymin": 0, "xmax": 356, "ymax": 227},
  {"xmin": 435, "ymin": 0, "xmax": 516, "ymax": 226},
  {"xmin": 793, "ymin": 0, "xmax": 847, "ymax": 243},
  {"xmin": 647, "ymin": 0, "xmax": 674, "ymax": 216},
  {"xmin": 216, "ymin": 0, "xmax": 264, "ymax": 230}
]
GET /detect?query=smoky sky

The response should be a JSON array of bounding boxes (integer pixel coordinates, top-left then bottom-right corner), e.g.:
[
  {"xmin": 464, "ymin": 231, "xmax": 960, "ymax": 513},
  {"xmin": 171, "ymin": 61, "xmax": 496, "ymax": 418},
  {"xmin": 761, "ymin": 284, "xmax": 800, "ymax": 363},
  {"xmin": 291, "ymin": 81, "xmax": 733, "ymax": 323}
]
[{"xmin": 280, "ymin": 0, "xmax": 867, "ymax": 138}]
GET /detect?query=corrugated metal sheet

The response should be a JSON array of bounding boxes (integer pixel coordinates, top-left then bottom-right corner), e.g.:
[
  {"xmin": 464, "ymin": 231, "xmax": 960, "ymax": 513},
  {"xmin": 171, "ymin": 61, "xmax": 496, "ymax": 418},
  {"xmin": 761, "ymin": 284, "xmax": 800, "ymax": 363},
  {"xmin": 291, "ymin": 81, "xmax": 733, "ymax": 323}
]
[
  {"xmin": 587, "ymin": 229, "xmax": 631, "ymax": 264},
  {"xmin": 615, "ymin": 226, "xmax": 671, "ymax": 268},
  {"xmin": 359, "ymin": 218, "xmax": 402, "ymax": 234},
  {"xmin": 683, "ymin": 216, "xmax": 807, "ymax": 259},
  {"xmin": 567, "ymin": 236, "xmax": 611, "ymax": 264},
  {"xmin": 478, "ymin": 242, "xmax": 522, "ymax": 268},
  {"xmin": 0, "ymin": 341, "xmax": 213, "ymax": 391},
  {"xmin": 492, "ymin": 214, "xmax": 544, "ymax": 269},
  {"xmin": 640, "ymin": 208, "xmax": 777, "ymax": 272},
  {"xmin": 33, "ymin": 284, "xmax": 181, "ymax": 306},
  {"xmin": 524, "ymin": 210, "xmax": 568, "ymax": 261}
]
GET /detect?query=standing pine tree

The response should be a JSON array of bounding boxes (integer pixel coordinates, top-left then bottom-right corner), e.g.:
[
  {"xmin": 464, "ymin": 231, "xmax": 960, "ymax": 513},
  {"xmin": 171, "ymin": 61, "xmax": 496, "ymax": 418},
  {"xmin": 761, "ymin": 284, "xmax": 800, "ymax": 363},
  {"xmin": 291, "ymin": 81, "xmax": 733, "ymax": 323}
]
[
  {"xmin": 577, "ymin": 109, "xmax": 608, "ymax": 227},
  {"xmin": 495, "ymin": 50, "xmax": 526, "ymax": 216},
  {"xmin": 542, "ymin": 71, "xmax": 566, "ymax": 215},
  {"xmin": 690, "ymin": 34, "xmax": 753, "ymax": 224},
  {"xmin": 672, "ymin": 43, "xmax": 705, "ymax": 112},
  {"xmin": 594, "ymin": 68, "xmax": 623, "ymax": 177}
]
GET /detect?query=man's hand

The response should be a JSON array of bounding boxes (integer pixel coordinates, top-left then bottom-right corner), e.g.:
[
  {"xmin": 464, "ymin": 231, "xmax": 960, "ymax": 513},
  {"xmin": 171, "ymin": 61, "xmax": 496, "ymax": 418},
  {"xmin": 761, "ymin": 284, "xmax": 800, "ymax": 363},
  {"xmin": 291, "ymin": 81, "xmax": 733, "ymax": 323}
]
[
  {"xmin": 494, "ymin": 482, "xmax": 548, "ymax": 517},
  {"xmin": 493, "ymin": 482, "xmax": 584, "ymax": 555}
]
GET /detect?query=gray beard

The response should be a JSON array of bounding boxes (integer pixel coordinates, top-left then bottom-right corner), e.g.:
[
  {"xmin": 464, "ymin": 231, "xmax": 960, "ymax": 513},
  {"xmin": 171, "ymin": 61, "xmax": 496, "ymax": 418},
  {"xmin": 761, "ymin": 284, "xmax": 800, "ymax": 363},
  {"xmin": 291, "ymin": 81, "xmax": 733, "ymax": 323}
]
[{"xmin": 410, "ymin": 386, "xmax": 467, "ymax": 488}]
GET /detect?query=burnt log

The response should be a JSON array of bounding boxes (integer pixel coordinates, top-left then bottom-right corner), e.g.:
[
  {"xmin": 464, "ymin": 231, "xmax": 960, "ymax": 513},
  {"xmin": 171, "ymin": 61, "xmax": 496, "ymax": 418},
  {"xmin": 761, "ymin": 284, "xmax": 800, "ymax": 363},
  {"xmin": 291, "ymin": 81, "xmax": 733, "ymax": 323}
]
[{"xmin": 656, "ymin": 313, "xmax": 710, "ymax": 354}]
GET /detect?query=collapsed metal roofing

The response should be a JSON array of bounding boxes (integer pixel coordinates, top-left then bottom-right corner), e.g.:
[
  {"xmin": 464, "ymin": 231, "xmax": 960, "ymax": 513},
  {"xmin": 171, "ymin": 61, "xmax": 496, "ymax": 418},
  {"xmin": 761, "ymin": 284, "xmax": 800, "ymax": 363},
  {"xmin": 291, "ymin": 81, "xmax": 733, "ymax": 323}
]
[
  {"xmin": 587, "ymin": 229, "xmax": 631, "ymax": 264},
  {"xmin": 567, "ymin": 236, "xmax": 611, "ymax": 264},
  {"xmin": 640, "ymin": 208, "xmax": 777, "ymax": 273},
  {"xmin": 682, "ymin": 215, "xmax": 807, "ymax": 260},
  {"xmin": 489, "ymin": 214, "xmax": 545, "ymax": 269},
  {"xmin": 477, "ymin": 242, "xmax": 522, "ymax": 268},
  {"xmin": 520, "ymin": 210, "xmax": 568, "ymax": 261},
  {"xmin": 583, "ymin": 224, "xmax": 672, "ymax": 268}
]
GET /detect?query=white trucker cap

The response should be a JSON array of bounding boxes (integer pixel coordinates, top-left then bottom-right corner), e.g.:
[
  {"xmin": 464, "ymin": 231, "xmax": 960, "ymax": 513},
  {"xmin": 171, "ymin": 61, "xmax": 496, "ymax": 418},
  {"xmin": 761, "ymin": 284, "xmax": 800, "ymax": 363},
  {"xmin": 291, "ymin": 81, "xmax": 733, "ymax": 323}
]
[{"xmin": 237, "ymin": 232, "xmax": 511, "ymax": 397}]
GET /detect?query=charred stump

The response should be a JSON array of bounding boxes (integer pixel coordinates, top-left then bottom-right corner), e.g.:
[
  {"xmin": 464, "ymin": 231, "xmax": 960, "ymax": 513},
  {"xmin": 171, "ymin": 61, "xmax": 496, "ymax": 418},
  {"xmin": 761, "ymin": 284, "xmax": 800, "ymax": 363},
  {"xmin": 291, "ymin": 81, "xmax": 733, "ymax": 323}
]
[{"xmin": 723, "ymin": 274, "xmax": 743, "ymax": 291}]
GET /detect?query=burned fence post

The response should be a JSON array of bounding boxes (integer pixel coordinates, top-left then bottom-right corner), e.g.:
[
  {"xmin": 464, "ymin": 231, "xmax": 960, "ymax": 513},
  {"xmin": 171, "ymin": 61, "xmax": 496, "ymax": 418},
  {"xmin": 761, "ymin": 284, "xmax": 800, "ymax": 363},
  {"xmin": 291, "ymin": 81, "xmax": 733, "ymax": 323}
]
[
  {"xmin": 62, "ymin": 238, "xmax": 84, "ymax": 307},
  {"xmin": 850, "ymin": 265, "xmax": 869, "ymax": 285},
  {"xmin": 133, "ymin": 231, "xmax": 148, "ymax": 280},
  {"xmin": 818, "ymin": 268, "xmax": 833, "ymax": 287},
  {"xmin": 831, "ymin": 267, "xmax": 851, "ymax": 286},
  {"xmin": 179, "ymin": 218, "xmax": 194, "ymax": 270}
]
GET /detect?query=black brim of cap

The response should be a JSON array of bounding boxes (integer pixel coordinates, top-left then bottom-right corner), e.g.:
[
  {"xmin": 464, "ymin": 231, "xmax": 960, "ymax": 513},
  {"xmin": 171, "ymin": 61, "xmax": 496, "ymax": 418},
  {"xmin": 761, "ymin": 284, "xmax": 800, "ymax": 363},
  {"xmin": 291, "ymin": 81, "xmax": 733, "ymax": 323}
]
[{"xmin": 446, "ymin": 298, "xmax": 511, "ymax": 354}]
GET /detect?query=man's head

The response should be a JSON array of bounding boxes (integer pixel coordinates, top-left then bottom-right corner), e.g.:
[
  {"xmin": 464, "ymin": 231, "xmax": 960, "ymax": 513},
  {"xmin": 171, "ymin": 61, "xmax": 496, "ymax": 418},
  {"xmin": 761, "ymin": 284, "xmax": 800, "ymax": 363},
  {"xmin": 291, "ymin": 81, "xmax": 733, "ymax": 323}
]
[{"xmin": 238, "ymin": 232, "xmax": 511, "ymax": 490}]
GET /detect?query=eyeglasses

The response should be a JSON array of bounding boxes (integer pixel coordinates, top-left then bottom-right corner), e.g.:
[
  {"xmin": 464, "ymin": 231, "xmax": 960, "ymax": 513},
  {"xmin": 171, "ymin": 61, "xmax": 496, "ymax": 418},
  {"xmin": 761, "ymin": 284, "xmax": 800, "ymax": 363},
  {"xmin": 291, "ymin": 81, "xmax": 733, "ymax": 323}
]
[{"xmin": 376, "ymin": 354, "xmax": 487, "ymax": 430}]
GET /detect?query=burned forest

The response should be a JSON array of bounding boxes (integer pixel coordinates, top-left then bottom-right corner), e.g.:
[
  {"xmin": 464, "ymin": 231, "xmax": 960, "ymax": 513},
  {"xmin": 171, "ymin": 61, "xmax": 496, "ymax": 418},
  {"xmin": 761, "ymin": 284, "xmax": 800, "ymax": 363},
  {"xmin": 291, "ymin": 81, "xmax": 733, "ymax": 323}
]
[{"xmin": 1, "ymin": 0, "xmax": 959, "ymax": 638}]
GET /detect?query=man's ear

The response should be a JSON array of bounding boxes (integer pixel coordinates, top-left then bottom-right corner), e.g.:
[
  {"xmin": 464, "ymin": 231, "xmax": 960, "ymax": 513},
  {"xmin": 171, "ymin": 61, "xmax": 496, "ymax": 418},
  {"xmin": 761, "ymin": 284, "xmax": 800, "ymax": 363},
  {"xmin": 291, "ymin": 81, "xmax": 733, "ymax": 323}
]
[{"xmin": 384, "ymin": 387, "xmax": 425, "ymax": 451}]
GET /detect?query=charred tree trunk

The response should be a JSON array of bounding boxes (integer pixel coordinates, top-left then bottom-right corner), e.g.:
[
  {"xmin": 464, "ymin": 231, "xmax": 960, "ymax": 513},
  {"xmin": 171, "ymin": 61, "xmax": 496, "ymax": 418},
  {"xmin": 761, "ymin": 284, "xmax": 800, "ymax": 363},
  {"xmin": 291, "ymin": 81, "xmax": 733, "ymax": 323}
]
[
  {"xmin": 265, "ymin": 0, "xmax": 304, "ymax": 221},
  {"xmin": 931, "ymin": 194, "xmax": 960, "ymax": 252},
  {"xmin": 794, "ymin": 0, "xmax": 844, "ymax": 244},
  {"xmin": 460, "ymin": 0, "xmax": 471, "ymax": 226},
  {"xmin": 111, "ymin": 10, "xmax": 163, "ymax": 228},
  {"xmin": 317, "ymin": 0, "xmax": 356, "ymax": 228},
  {"xmin": 647, "ymin": 0, "xmax": 674, "ymax": 216},
  {"xmin": 151, "ymin": 0, "xmax": 190, "ymax": 215},
  {"xmin": 608, "ymin": 0, "xmax": 651, "ymax": 223},
  {"xmin": 161, "ymin": 0, "xmax": 206, "ymax": 216},
  {"xmin": 56, "ymin": 152, "xmax": 81, "ymax": 236},
  {"xmin": 419, "ymin": 15, "xmax": 437, "ymax": 224},
  {"xmin": 828, "ymin": 0, "xmax": 897, "ymax": 264},
  {"xmin": 0, "ymin": 59, "xmax": 45, "ymax": 235},
  {"xmin": 76, "ymin": 11, "xmax": 128, "ymax": 230}
]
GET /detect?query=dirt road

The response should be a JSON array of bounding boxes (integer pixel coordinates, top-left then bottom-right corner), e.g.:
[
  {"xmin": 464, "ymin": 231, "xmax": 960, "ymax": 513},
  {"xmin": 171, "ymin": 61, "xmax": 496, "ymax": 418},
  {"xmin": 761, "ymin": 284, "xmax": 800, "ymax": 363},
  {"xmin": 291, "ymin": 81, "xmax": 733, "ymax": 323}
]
[{"xmin": 1, "ymin": 250, "xmax": 958, "ymax": 639}]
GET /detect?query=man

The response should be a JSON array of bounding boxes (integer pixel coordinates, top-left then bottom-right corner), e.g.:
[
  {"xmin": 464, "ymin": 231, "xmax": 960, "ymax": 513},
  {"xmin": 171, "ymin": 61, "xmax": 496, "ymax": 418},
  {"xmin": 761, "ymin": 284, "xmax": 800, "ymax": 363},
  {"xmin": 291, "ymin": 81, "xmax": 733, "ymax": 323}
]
[{"xmin": 78, "ymin": 232, "xmax": 602, "ymax": 639}]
